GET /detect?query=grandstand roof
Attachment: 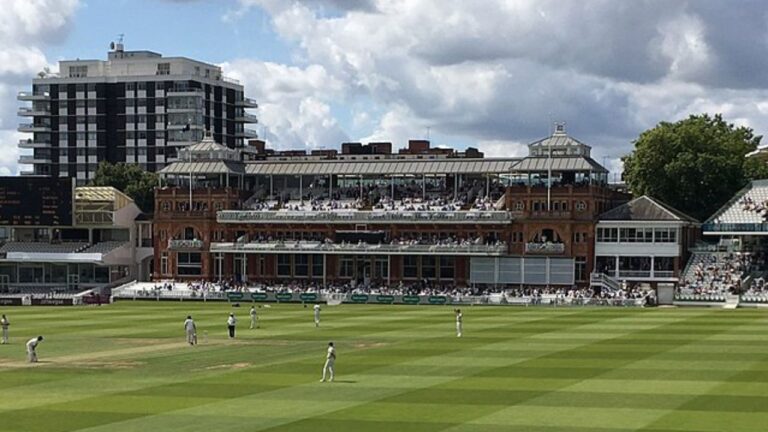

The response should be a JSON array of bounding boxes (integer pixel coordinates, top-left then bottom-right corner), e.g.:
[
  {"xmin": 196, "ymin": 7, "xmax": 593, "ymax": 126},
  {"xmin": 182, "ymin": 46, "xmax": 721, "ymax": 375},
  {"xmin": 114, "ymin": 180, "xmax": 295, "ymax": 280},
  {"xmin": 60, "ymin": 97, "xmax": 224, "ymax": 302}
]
[
  {"xmin": 159, "ymin": 160, "xmax": 245, "ymax": 175},
  {"xmin": 528, "ymin": 133, "xmax": 590, "ymax": 150},
  {"xmin": 75, "ymin": 187, "xmax": 133, "ymax": 210},
  {"xmin": 704, "ymin": 180, "xmax": 768, "ymax": 229},
  {"xmin": 513, "ymin": 156, "xmax": 607, "ymax": 173},
  {"xmin": 184, "ymin": 140, "xmax": 231, "ymax": 153},
  {"xmin": 599, "ymin": 195, "xmax": 698, "ymax": 222},
  {"xmin": 242, "ymin": 158, "xmax": 519, "ymax": 176}
]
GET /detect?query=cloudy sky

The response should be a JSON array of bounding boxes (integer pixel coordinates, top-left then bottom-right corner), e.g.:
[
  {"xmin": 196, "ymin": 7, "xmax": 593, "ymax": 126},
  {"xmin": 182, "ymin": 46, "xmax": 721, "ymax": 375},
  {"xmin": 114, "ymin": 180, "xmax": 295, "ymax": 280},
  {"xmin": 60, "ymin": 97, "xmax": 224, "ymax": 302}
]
[{"xmin": 4, "ymin": 0, "xmax": 768, "ymax": 177}]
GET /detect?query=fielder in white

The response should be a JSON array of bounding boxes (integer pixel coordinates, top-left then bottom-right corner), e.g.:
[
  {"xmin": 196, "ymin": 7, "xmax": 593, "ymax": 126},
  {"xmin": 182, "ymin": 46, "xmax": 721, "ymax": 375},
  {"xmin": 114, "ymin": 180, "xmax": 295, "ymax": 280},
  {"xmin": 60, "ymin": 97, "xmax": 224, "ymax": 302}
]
[
  {"xmin": 320, "ymin": 341, "xmax": 335, "ymax": 382},
  {"xmin": 184, "ymin": 315, "xmax": 197, "ymax": 345},
  {"xmin": 249, "ymin": 306, "xmax": 258, "ymax": 329},
  {"xmin": 1, "ymin": 314, "xmax": 9, "ymax": 344},
  {"xmin": 26, "ymin": 336, "xmax": 43, "ymax": 363},
  {"xmin": 313, "ymin": 304, "xmax": 321, "ymax": 327},
  {"xmin": 455, "ymin": 309, "xmax": 463, "ymax": 337},
  {"xmin": 227, "ymin": 313, "xmax": 237, "ymax": 338}
]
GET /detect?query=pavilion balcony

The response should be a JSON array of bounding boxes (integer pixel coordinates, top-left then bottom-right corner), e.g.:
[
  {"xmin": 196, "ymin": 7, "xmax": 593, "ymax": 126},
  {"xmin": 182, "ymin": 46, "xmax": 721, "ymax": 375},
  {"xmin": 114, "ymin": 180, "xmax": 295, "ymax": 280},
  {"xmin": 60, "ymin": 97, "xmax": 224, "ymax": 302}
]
[
  {"xmin": 210, "ymin": 241, "xmax": 507, "ymax": 256},
  {"xmin": 216, "ymin": 210, "xmax": 514, "ymax": 224},
  {"xmin": 168, "ymin": 239, "xmax": 204, "ymax": 250}
]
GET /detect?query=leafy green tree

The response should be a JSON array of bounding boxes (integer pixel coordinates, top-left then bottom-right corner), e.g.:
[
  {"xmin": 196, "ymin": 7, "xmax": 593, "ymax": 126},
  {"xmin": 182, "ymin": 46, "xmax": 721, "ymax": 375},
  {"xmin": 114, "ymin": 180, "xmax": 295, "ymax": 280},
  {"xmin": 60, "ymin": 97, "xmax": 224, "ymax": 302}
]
[
  {"xmin": 622, "ymin": 114, "xmax": 764, "ymax": 221},
  {"xmin": 90, "ymin": 162, "xmax": 158, "ymax": 213}
]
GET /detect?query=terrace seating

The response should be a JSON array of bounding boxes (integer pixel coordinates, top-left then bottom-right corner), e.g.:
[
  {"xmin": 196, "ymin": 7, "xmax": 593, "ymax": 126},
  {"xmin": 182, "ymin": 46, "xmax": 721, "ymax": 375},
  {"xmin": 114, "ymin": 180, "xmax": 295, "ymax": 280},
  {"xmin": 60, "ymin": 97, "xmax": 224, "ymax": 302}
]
[
  {"xmin": 0, "ymin": 241, "xmax": 89, "ymax": 254},
  {"xmin": 281, "ymin": 198, "xmax": 362, "ymax": 212},
  {"xmin": 80, "ymin": 241, "xmax": 127, "ymax": 254},
  {"xmin": 712, "ymin": 185, "xmax": 768, "ymax": 224},
  {"xmin": 677, "ymin": 251, "xmax": 752, "ymax": 299}
]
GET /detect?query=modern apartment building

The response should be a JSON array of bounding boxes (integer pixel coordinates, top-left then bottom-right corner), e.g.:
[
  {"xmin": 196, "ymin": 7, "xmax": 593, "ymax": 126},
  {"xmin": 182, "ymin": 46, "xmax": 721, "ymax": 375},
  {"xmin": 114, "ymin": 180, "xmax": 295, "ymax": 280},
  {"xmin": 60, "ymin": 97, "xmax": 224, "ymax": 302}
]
[{"xmin": 17, "ymin": 43, "xmax": 258, "ymax": 183}]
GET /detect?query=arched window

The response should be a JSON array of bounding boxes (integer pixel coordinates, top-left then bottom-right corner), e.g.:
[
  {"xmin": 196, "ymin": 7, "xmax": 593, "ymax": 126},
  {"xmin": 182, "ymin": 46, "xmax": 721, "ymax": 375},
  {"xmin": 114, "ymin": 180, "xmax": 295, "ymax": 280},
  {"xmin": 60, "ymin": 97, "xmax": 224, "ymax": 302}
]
[{"xmin": 531, "ymin": 228, "xmax": 562, "ymax": 243}]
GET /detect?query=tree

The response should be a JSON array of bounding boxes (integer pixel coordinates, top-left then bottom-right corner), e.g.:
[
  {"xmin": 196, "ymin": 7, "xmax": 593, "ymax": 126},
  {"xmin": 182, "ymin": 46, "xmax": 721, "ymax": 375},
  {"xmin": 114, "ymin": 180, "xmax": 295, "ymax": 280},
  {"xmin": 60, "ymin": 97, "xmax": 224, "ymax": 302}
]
[
  {"xmin": 90, "ymin": 162, "xmax": 158, "ymax": 213},
  {"xmin": 622, "ymin": 114, "xmax": 764, "ymax": 221}
]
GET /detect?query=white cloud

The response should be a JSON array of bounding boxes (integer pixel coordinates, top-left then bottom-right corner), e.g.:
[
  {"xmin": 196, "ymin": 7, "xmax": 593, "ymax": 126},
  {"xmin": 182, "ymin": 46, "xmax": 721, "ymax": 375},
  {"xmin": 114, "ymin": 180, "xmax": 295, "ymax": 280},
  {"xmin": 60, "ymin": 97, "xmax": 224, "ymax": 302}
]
[
  {"xmin": 224, "ymin": 0, "xmax": 768, "ymax": 179},
  {"xmin": 0, "ymin": 0, "xmax": 80, "ymax": 176},
  {"xmin": 221, "ymin": 59, "xmax": 349, "ymax": 149},
  {"xmin": 475, "ymin": 140, "xmax": 528, "ymax": 159}
]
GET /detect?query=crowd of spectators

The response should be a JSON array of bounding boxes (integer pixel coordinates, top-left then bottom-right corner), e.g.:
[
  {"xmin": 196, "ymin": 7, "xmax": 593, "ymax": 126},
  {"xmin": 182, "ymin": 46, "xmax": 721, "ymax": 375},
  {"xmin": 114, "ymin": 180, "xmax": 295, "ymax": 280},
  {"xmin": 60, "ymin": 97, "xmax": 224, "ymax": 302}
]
[
  {"xmin": 281, "ymin": 198, "xmax": 364, "ymax": 212},
  {"xmin": 118, "ymin": 277, "xmax": 654, "ymax": 307},
  {"xmin": 677, "ymin": 252, "xmax": 752, "ymax": 296},
  {"xmin": 243, "ymin": 178, "xmax": 507, "ymax": 213},
  {"xmin": 231, "ymin": 233, "xmax": 506, "ymax": 250},
  {"xmin": 739, "ymin": 196, "xmax": 768, "ymax": 220}
]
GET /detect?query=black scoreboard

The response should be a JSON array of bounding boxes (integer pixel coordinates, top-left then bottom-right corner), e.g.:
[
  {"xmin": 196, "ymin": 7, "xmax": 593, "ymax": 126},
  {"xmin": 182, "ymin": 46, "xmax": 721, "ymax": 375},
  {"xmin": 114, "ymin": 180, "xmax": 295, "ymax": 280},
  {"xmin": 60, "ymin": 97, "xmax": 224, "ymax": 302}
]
[{"xmin": 0, "ymin": 177, "xmax": 73, "ymax": 226}]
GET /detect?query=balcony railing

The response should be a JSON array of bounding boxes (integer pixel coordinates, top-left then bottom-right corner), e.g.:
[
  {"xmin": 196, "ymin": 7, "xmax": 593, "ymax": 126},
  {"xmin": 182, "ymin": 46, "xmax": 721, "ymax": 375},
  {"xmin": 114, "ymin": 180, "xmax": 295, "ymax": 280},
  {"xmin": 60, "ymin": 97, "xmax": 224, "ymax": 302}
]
[
  {"xmin": 18, "ymin": 107, "xmax": 50, "ymax": 116},
  {"xmin": 156, "ymin": 210, "xmax": 216, "ymax": 219},
  {"xmin": 702, "ymin": 223, "xmax": 768, "ymax": 233},
  {"xmin": 168, "ymin": 239, "xmax": 204, "ymax": 250},
  {"xmin": 236, "ymin": 113, "xmax": 259, "ymax": 123},
  {"xmin": 236, "ymin": 128, "xmax": 259, "ymax": 138},
  {"xmin": 618, "ymin": 270, "xmax": 651, "ymax": 278},
  {"xmin": 210, "ymin": 241, "xmax": 508, "ymax": 256},
  {"xmin": 217, "ymin": 210, "xmax": 514, "ymax": 224},
  {"xmin": 237, "ymin": 97, "xmax": 258, "ymax": 108},
  {"xmin": 528, "ymin": 211, "xmax": 573, "ymax": 219},
  {"xmin": 165, "ymin": 89, "xmax": 204, "ymax": 99},
  {"xmin": 598, "ymin": 270, "xmax": 677, "ymax": 279},
  {"xmin": 524, "ymin": 242, "xmax": 565, "ymax": 254},
  {"xmin": 18, "ymin": 91, "xmax": 50, "ymax": 100},
  {"xmin": 18, "ymin": 123, "xmax": 50, "ymax": 132},
  {"xmin": 167, "ymin": 88, "xmax": 204, "ymax": 95},
  {"xmin": 18, "ymin": 139, "xmax": 50, "ymax": 148},
  {"xmin": 18, "ymin": 155, "xmax": 51, "ymax": 164}
]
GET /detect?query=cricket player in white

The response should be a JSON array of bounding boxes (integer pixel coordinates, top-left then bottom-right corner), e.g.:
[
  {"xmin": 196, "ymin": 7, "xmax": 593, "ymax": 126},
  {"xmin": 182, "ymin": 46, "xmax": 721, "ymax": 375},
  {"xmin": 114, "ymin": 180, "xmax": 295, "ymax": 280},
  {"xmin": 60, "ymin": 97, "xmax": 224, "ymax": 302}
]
[
  {"xmin": 227, "ymin": 313, "xmax": 237, "ymax": 338},
  {"xmin": 320, "ymin": 342, "xmax": 335, "ymax": 382},
  {"xmin": 249, "ymin": 306, "xmax": 258, "ymax": 329},
  {"xmin": 184, "ymin": 315, "xmax": 197, "ymax": 345},
  {"xmin": 313, "ymin": 304, "xmax": 321, "ymax": 327},
  {"xmin": 455, "ymin": 309, "xmax": 463, "ymax": 337},
  {"xmin": 26, "ymin": 336, "xmax": 43, "ymax": 362},
  {"xmin": 1, "ymin": 314, "xmax": 9, "ymax": 344}
]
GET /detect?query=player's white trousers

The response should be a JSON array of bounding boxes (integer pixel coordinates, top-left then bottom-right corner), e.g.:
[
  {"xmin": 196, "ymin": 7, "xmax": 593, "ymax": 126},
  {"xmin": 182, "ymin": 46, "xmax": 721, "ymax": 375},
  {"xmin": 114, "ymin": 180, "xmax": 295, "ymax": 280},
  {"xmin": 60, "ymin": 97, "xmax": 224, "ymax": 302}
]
[{"xmin": 322, "ymin": 360, "xmax": 334, "ymax": 381}]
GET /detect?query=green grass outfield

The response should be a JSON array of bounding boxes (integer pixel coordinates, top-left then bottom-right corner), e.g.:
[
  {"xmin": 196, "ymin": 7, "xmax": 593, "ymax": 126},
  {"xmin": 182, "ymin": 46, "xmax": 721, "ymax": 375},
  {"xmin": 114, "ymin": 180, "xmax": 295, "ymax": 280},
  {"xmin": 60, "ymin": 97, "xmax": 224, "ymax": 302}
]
[{"xmin": 1, "ymin": 303, "xmax": 768, "ymax": 432}]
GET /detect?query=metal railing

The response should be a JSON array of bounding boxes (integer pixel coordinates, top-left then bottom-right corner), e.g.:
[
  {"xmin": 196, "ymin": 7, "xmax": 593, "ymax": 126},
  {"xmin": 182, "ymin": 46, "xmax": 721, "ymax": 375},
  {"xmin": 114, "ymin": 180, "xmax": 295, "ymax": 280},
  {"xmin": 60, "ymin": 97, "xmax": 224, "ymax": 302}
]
[
  {"xmin": 237, "ymin": 97, "xmax": 258, "ymax": 107},
  {"xmin": 210, "ymin": 241, "xmax": 507, "ymax": 255},
  {"xmin": 168, "ymin": 239, "xmax": 204, "ymax": 250},
  {"xmin": 217, "ymin": 210, "xmax": 514, "ymax": 224},
  {"xmin": 590, "ymin": 272, "xmax": 620, "ymax": 291},
  {"xmin": 702, "ymin": 223, "xmax": 768, "ymax": 232},
  {"xmin": 524, "ymin": 242, "xmax": 565, "ymax": 254},
  {"xmin": 167, "ymin": 88, "xmax": 204, "ymax": 94},
  {"xmin": 236, "ymin": 128, "xmax": 259, "ymax": 137},
  {"xmin": 618, "ymin": 270, "xmax": 651, "ymax": 278},
  {"xmin": 18, "ymin": 91, "xmax": 49, "ymax": 99},
  {"xmin": 236, "ymin": 113, "xmax": 259, "ymax": 123}
]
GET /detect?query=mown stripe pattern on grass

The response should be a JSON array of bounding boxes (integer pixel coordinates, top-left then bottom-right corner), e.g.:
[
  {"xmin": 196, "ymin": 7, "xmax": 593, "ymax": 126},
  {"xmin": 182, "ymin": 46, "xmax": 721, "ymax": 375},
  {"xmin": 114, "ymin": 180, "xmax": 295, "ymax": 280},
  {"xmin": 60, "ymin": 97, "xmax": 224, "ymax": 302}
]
[{"xmin": 0, "ymin": 304, "xmax": 767, "ymax": 431}]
